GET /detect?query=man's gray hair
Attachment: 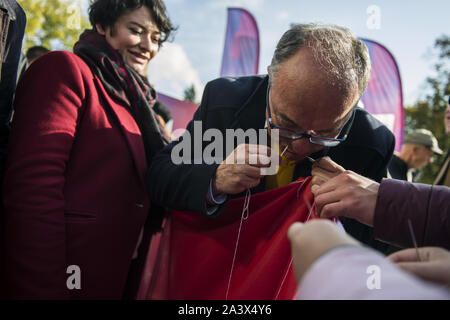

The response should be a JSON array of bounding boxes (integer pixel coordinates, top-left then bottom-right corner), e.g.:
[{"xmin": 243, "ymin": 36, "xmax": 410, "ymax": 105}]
[{"xmin": 269, "ymin": 23, "xmax": 371, "ymax": 97}]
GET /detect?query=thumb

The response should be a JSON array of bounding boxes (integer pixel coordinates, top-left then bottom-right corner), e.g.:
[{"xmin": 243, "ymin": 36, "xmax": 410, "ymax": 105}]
[
  {"xmin": 287, "ymin": 222, "xmax": 304, "ymax": 240},
  {"xmin": 396, "ymin": 261, "xmax": 441, "ymax": 284}
]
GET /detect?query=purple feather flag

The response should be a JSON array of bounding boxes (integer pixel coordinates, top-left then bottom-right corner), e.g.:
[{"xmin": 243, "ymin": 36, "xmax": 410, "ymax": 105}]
[
  {"xmin": 220, "ymin": 8, "xmax": 260, "ymax": 77},
  {"xmin": 361, "ymin": 39, "xmax": 405, "ymax": 151}
]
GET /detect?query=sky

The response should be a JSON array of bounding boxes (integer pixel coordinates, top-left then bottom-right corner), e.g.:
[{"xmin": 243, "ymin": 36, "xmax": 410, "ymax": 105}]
[{"xmin": 79, "ymin": 0, "xmax": 450, "ymax": 105}]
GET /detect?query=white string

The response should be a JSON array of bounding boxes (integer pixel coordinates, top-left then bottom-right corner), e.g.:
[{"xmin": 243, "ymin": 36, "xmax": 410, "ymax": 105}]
[
  {"xmin": 305, "ymin": 199, "xmax": 317, "ymax": 221},
  {"xmin": 242, "ymin": 189, "xmax": 251, "ymax": 220},
  {"xmin": 226, "ymin": 146, "xmax": 299, "ymax": 300},
  {"xmin": 275, "ymin": 258, "xmax": 293, "ymax": 300},
  {"xmin": 280, "ymin": 145, "xmax": 289, "ymax": 158},
  {"xmin": 225, "ymin": 189, "xmax": 251, "ymax": 300},
  {"xmin": 276, "ymin": 187, "xmax": 316, "ymax": 300},
  {"xmin": 295, "ymin": 179, "xmax": 308, "ymax": 199},
  {"xmin": 274, "ymin": 199, "xmax": 317, "ymax": 300}
]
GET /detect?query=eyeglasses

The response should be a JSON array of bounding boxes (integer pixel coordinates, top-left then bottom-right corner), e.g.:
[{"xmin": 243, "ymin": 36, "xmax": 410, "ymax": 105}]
[{"xmin": 266, "ymin": 85, "xmax": 356, "ymax": 147}]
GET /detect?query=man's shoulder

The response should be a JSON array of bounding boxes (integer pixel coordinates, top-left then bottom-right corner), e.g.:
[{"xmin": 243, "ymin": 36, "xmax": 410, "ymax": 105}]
[
  {"xmin": 388, "ymin": 154, "xmax": 407, "ymax": 180},
  {"xmin": 353, "ymin": 107, "xmax": 390, "ymax": 131},
  {"xmin": 389, "ymin": 154, "xmax": 405, "ymax": 170},
  {"xmin": 345, "ymin": 107, "xmax": 395, "ymax": 155},
  {"xmin": 203, "ymin": 75, "xmax": 267, "ymax": 108}
]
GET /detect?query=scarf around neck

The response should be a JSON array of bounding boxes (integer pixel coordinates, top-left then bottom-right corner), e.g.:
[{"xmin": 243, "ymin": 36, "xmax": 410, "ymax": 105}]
[{"xmin": 73, "ymin": 29, "xmax": 169, "ymax": 165}]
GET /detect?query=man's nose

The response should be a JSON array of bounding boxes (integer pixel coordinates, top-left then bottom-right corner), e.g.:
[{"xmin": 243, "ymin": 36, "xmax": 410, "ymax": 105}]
[{"xmin": 289, "ymin": 137, "xmax": 316, "ymax": 155}]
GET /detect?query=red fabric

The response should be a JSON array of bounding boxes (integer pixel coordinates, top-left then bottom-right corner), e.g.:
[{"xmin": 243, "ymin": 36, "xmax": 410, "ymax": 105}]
[
  {"xmin": 2, "ymin": 51, "xmax": 149, "ymax": 299},
  {"xmin": 136, "ymin": 178, "xmax": 319, "ymax": 300}
]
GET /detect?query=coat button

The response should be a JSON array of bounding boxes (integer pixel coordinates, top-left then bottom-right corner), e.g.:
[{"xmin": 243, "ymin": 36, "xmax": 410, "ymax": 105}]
[{"xmin": 135, "ymin": 203, "xmax": 144, "ymax": 208}]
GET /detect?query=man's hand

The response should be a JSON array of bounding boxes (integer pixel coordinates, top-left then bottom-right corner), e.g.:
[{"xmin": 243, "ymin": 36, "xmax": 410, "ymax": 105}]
[
  {"xmin": 388, "ymin": 247, "xmax": 450, "ymax": 287},
  {"xmin": 287, "ymin": 220, "xmax": 360, "ymax": 282},
  {"xmin": 311, "ymin": 157, "xmax": 345, "ymax": 189},
  {"xmin": 213, "ymin": 144, "xmax": 276, "ymax": 195},
  {"xmin": 311, "ymin": 158, "xmax": 379, "ymax": 226}
]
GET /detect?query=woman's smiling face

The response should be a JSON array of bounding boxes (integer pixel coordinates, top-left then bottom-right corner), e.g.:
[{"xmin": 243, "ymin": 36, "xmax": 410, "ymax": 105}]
[{"xmin": 97, "ymin": 5, "xmax": 161, "ymax": 75}]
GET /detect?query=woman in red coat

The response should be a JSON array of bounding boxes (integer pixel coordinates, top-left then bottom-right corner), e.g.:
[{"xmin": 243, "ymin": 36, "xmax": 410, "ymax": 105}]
[{"xmin": 2, "ymin": 0, "xmax": 175, "ymax": 299}]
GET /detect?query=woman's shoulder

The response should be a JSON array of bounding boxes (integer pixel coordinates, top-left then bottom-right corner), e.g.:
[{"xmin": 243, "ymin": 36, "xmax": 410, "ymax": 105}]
[
  {"xmin": 33, "ymin": 50, "xmax": 92, "ymax": 75},
  {"xmin": 18, "ymin": 50, "xmax": 95, "ymax": 100}
]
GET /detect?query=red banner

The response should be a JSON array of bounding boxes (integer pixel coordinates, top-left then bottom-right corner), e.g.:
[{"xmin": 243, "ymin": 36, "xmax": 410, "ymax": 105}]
[
  {"xmin": 157, "ymin": 92, "xmax": 198, "ymax": 138},
  {"xmin": 136, "ymin": 178, "xmax": 319, "ymax": 300}
]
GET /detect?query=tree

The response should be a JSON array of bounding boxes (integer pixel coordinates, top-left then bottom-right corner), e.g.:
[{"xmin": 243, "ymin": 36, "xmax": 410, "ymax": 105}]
[
  {"xmin": 405, "ymin": 35, "xmax": 450, "ymax": 184},
  {"xmin": 20, "ymin": 0, "xmax": 90, "ymax": 51},
  {"xmin": 183, "ymin": 84, "xmax": 197, "ymax": 103}
]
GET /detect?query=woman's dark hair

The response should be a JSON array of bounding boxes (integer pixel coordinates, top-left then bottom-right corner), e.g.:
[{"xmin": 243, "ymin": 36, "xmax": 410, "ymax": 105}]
[{"xmin": 89, "ymin": 0, "xmax": 176, "ymax": 45}]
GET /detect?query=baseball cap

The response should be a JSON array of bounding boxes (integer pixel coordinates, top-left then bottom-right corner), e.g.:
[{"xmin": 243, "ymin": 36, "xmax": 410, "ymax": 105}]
[{"xmin": 404, "ymin": 129, "xmax": 443, "ymax": 155}]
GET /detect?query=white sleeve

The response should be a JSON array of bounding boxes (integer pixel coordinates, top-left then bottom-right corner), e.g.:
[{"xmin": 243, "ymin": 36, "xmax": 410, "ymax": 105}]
[{"xmin": 297, "ymin": 246, "xmax": 450, "ymax": 300}]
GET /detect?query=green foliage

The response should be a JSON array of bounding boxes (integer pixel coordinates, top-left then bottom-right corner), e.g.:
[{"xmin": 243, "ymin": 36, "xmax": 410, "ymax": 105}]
[
  {"xmin": 183, "ymin": 84, "xmax": 197, "ymax": 103},
  {"xmin": 405, "ymin": 35, "xmax": 450, "ymax": 184},
  {"xmin": 19, "ymin": 0, "xmax": 90, "ymax": 51}
]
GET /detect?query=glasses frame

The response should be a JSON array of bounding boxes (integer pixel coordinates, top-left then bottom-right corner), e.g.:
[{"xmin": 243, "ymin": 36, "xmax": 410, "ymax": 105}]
[{"xmin": 266, "ymin": 85, "xmax": 356, "ymax": 147}]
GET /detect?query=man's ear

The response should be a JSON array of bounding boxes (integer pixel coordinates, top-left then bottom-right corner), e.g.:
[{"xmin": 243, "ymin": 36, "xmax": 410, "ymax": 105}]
[
  {"xmin": 96, "ymin": 24, "xmax": 106, "ymax": 35},
  {"xmin": 267, "ymin": 65, "xmax": 271, "ymax": 74}
]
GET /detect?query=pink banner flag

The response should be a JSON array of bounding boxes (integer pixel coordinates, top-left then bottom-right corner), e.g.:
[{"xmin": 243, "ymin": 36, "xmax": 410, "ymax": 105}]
[
  {"xmin": 361, "ymin": 39, "xmax": 405, "ymax": 151},
  {"xmin": 157, "ymin": 93, "xmax": 198, "ymax": 139},
  {"xmin": 220, "ymin": 8, "xmax": 260, "ymax": 77}
]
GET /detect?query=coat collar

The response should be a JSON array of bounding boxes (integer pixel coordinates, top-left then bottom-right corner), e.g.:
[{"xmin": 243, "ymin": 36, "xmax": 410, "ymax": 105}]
[{"xmin": 230, "ymin": 75, "xmax": 269, "ymax": 131}]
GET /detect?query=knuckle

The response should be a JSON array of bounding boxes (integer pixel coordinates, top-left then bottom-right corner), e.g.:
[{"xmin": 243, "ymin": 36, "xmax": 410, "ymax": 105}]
[
  {"xmin": 342, "ymin": 171, "xmax": 353, "ymax": 182},
  {"xmin": 321, "ymin": 205, "xmax": 333, "ymax": 218},
  {"xmin": 314, "ymin": 194, "xmax": 323, "ymax": 206}
]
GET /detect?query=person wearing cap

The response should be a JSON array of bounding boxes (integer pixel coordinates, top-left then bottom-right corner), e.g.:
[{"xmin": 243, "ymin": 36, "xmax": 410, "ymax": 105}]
[
  {"xmin": 389, "ymin": 129, "xmax": 443, "ymax": 182},
  {"xmin": 434, "ymin": 97, "xmax": 450, "ymax": 187}
]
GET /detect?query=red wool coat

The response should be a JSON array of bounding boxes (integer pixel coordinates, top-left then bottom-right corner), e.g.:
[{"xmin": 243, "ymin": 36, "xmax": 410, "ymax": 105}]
[{"xmin": 2, "ymin": 51, "xmax": 150, "ymax": 299}]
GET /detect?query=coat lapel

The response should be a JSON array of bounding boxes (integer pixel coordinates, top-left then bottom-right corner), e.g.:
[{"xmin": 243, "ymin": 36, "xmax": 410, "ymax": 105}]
[
  {"xmin": 230, "ymin": 76, "xmax": 268, "ymax": 131},
  {"xmin": 94, "ymin": 77, "xmax": 147, "ymax": 187}
]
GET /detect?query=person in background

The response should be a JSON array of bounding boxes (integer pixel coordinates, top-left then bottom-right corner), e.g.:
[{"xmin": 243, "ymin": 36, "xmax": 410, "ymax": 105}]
[
  {"xmin": 288, "ymin": 220, "xmax": 450, "ymax": 300},
  {"xmin": 2, "ymin": 0, "xmax": 175, "ymax": 299},
  {"xmin": 25, "ymin": 45, "xmax": 50, "ymax": 65},
  {"xmin": 16, "ymin": 51, "xmax": 27, "ymax": 83},
  {"xmin": 17, "ymin": 46, "xmax": 49, "ymax": 84},
  {"xmin": 389, "ymin": 129, "xmax": 443, "ymax": 182},
  {"xmin": 434, "ymin": 96, "xmax": 450, "ymax": 187}
]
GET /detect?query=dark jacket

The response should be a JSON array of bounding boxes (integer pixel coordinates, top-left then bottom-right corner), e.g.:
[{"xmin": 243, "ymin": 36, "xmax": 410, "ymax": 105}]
[
  {"xmin": 434, "ymin": 150, "xmax": 450, "ymax": 187},
  {"xmin": 0, "ymin": 0, "xmax": 26, "ymax": 177},
  {"xmin": 149, "ymin": 75, "xmax": 396, "ymax": 252},
  {"xmin": 374, "ymin": 178, "xmax": 450, "ymax": 250},
  {"xmin": 389, "ymin": 154, "xmax": 409, "ymax": 181}
]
